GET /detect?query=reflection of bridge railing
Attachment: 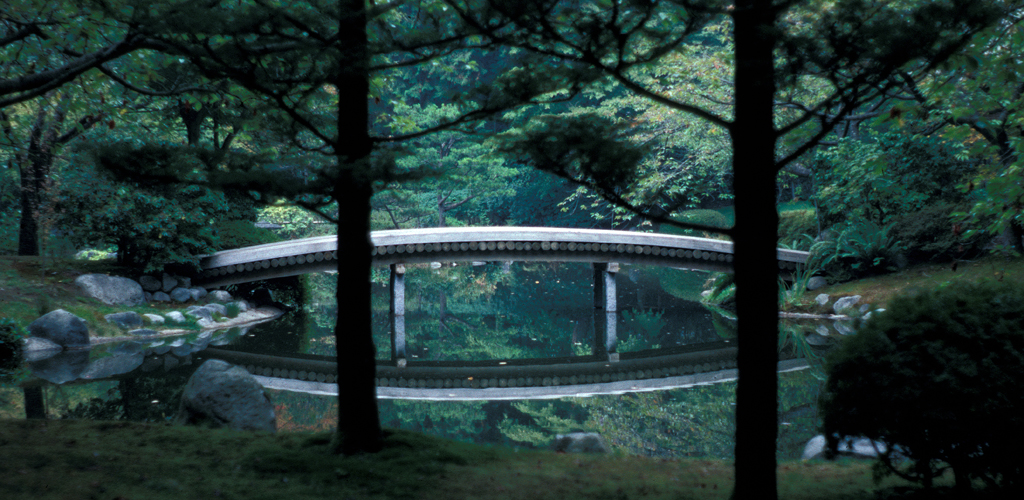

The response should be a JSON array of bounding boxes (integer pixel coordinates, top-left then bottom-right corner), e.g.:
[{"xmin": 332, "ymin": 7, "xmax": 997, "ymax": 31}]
[
  {"xmin": 196, "ymin": 227, "xmax": 809, "ymax": 287},
  {"xmin": 198, "ymin": 346, "xmax": 809, "ymax": 400}
]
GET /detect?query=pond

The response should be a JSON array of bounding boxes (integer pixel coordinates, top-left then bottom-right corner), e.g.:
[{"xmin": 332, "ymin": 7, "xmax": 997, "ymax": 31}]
[{"xmin": 1, "ymin": 261, "xmax": 846, "ymax": 460}]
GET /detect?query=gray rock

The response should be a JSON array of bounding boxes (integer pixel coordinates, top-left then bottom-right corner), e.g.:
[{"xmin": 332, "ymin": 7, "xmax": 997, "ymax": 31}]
[
  {"xmin": 807, "ymin": 277, "xmax": 828, "ymax": 291},
  {"xmin": 22, "ymin": 337, "xmax": 62, "ymax": 362},
  {"xmin": 175, "ymin": 359, "xmax": 276, "ymax": 432},
  {"xmin": 176, "ymin": 276, "xmax": 192, "ymax": 289},
  {"xmin": 28, "ymin": 309, "xmax": 90, "ymax": 348},
  {"xmin": 185, "ymin": 306, "xmax": 214, "ymax": 322},
  {"xmin": 805, "ymin": 334, "xmax": 831, "ymax": 346},
  {"xmin": 138, "ymin": 275, "xmax": 162, "ymax": 292},
  {"xmin": 833, "ymin": 295, "xmax": 862, "ymax": 314},
  {"xmin": 204, "ymin": 303, "xmax": 227, "ymax": 317},
  {"xmin": 231, "ymin": 300, "xmax": 249, "ymax": 313},
  {"xmin": 551, "ymin": 432, "xmax": 610, "ymax": 454},
  {"xmin": 815, "ymin": 324, "xmax": 830, "ymax": 336},
  {"xmin": 207, "ymin": 290, "xmax": 232, "ymax": 303},
  {"xmin": 144, "ymin": 291, "xmax": 152, "ymax": 302},
  {"xmin": 143, "ymin": 314, "xmax": 165, "ymax": 326},
  {"xmin": 188, "ymin": 287, "xmax": 208, "ymax": 301},
  {"xmin": 80, "ymin": 351, "xmax": 144, "ymax": 379},
  {"xmin": 161, "ymin": 274, "xmax": 179, "ymax": 293},
  {"xmin": 104, "ymin": 311, "xmax": 143, "ymax": 331},
  {"xmin": 164, "ymin": 311, "xmax": 187, "ymax": 325},
  {"xmin": 802, "ymin": 434, "xmax": 890, "ymax": 460},
  {"xmin": 859, "ymin": 304, "xmax": 871, "ymax": 313},
  {"xmin": 833, "ymin": 321, "xmax": 856, "ymax": 335},
  {"xmin": 128, "ymin": 328, "xmax": 158, "ymax": 336},
  {"xmin": 170, "ymin": 288, "xmax": 194, "ymax": 303},
  {"xmin": 815, "ymin": 293, "xmax": 830, "ymax": 306},
  {"xmin": 28, "ymin": 350, "xmax": 90, "ymax": 384},
  {"xmin": 862, "ymin": 309, "xmax": 885, "ymax": 322},
  {"xmin": 151, "ymin": 291, "xmax": 171, "ymax": 302},
  {"xmin": 75, "ymin": 274, "xmax": 145, "ymax": 306}
]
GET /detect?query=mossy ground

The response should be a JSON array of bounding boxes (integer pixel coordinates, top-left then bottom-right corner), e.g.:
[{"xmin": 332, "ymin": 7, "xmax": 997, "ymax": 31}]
[{"xmin": 0, "ymin": 419, "xmax": 970, "ymax": 500}]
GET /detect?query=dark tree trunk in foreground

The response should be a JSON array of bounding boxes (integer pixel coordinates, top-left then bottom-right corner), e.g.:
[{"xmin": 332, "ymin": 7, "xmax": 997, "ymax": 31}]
[
  {"xmin": 731, "ymin": 1, "xmax": 780, "ymax": 498},
  {"xmin": 332, "ymin": 0, "xmax": 383, "ymax": 454}
]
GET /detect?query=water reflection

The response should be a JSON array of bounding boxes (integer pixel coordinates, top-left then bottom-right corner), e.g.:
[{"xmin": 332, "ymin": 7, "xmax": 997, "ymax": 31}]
[{"xmin": 1, "ymin": 261, "xmax": 845, "ymax": 461}]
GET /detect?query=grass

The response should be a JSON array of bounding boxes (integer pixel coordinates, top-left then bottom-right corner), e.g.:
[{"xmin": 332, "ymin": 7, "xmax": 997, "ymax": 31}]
[
  {"xmin": 791, "ymin": 253, "xmax": 1024, "ymax": 311},
  {"xmin": 0, "ymin": 419, "xmax": 967, "ymax": 500}
]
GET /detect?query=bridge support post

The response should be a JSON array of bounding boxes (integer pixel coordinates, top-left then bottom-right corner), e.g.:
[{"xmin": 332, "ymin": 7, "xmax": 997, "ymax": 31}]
[
  {"xmin": 390, "ymin": 264, "xmax": 407, "ymax": 367},
  {"xmin": 593, "ymin": 262, "xmax": 619, "ymax": 362}
]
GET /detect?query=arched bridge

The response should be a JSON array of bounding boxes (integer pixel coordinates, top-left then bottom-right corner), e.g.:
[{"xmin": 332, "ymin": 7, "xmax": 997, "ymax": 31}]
[{"xmin": 196, "ymin": 226, "xmax": 810, "ymax": 287}]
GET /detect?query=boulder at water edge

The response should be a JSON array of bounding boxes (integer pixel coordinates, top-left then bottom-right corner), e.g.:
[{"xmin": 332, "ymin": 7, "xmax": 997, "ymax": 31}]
[
  {"xmin": 175, "ymin": 359, "xmax": 276, "ymax": 432},
  {"xmin": 74, "ymin": 274, "xmax": 145, "ymax": 306},
  {"xmin": 105, "ymin": 311, "xmax": 143, "ymax": 330},
  {"xmin": 552, "ymin": 432, "xmax": 610, "ymax": 454},
  {"xmin": 28, "ymin": 309, "xmax": 90, "ymax": 348}
]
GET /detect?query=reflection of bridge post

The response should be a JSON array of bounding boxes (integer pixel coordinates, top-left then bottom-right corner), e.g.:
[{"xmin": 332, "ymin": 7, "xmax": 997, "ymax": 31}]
[
  {"xmin": 593, "ymin": 262, "xmax": 619, "ymax": 362},
  {"xmin": 390, "ymin": 264, "xmax": 407, "ymax": 368}
]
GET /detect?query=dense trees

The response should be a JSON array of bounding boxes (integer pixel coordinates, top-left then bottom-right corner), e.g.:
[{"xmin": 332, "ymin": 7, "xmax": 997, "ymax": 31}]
[{"xmin": 3, "ymin": 1, "xmax": 1023, "ymax": 497}]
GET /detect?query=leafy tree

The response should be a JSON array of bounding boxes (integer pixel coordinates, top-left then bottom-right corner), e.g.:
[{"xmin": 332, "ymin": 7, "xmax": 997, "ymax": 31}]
[
  {"xmin": 447, "ymin": 1, "xmax": 1013, "ymax": 498},
  {"xmin": 51, "ymin": 153, "xmax": 235, "ymax": 271},
  {"xmin": 820, "ymin": 282, "xmax": 1024, "ymax": 494}
]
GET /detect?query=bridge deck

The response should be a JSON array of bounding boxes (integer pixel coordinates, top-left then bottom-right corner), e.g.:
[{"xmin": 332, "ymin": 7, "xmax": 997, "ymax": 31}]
[{"xmin": 197, "ymin": 227, "xmax": 810, "ymax": 286}]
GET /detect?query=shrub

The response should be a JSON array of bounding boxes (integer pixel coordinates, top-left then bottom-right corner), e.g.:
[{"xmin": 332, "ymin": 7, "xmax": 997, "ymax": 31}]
[
  {"xmin": 811, "ymin": 220, "xmax": 903, "ymax": 282},
  {"xmin": 778, "ymin": 208, "xmax": 818, "ymax": 250},
  {"xmin": 661, "ymin": 209, "xmax": 730, "ymax": 239},
  {"xmin": 889, "ymin": 201, "xmax": 988, "ymax": 265},
  {"xmin": 819, "ymin": 282, "xmax": 1024, "ymax": 493}
]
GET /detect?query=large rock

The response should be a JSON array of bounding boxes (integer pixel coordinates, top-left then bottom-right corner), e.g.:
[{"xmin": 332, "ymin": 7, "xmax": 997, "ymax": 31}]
[
  {"xmin": 807, "ymin": 276, "xmax": 828, "ymax": 291},
  {"xmin": 832, "ymin": 295, "xmax": 862, "ymax": 314},
  {"xmin": 138, "ymin": 275, "xmax": 162, "ymax": 292},
  {"xmin": 105, "ymin": 311, "xmax": 143, "ymax": 331},
  {"xmin": 551, "ymin": 432, "xmax": 610, "ymax": 454},
  {"xmin": 28, "ymin": 309, "xmax": 90, "ymax": 348},
  {"xmin": 207, "ymin": 290, "xmax": 232, "ymax": 303},
  {"xmin": 175, "ymin": 359, "xmax": 276, "ymax": 432},
  {"xmin": 170, "ymin": 288, "xmax": 194, "ymax": 303},
  {"xmin": 75, "ymin": 274, "xmax": 145, "ymax": 306}
]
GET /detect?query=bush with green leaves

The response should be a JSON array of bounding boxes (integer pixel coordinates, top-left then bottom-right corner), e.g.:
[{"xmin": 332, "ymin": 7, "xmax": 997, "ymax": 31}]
[
  {"xmin": 1, "ymin": 317, "xmax": 26, "ymax": 380},
  {"xmin": 52, "ymin": 162, "xmax": 235, "ymax": 272},
  {"xmin": 810, "ymin": 220, "xmax": 903, "ymax": 282},
  {"xmin": 819, "ymin": 282, "xmax": 1024, "ymax": 493},
  {"xmin": 889, "ymin": 201, "xmax": 989, "ymax": 265},
  {"xmin": 812, "ymin": 132, "xmax": 974, "ymax": 228}
]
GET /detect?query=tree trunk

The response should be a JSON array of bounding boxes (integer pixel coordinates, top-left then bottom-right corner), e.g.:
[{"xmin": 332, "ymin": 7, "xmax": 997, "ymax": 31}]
[
  {"xmin": 730, "ymin": 1, "xmax": 780, "ymax": 499},
  {"xmin": 18, "ymin": 102, "xmax": 64, "ymax": 256},
  {"xmin": 331, "ymin": 0, "xmax": 383, "ymax": 455}
]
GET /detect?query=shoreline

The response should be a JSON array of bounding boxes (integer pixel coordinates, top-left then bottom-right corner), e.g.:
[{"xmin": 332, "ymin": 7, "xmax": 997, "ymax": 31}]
[{"xmin": 85, "ymin": 307, "xmax": 285, "ymax": 346}]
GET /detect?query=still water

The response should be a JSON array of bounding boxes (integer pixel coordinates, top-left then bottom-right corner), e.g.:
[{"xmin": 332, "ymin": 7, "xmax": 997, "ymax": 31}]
[{"xmin": 2, "ymin": 261, "xmax": 836, "ymax": 460}]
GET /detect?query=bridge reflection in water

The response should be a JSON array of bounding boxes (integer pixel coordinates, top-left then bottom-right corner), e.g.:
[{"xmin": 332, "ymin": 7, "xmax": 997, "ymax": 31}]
[{"xmin": 191, "ymin": 227, "xmax": 811, "ymax": 399}]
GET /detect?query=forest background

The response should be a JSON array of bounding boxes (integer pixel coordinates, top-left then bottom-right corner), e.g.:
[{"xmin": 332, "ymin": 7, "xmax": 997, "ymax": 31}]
[{"xmin": 4, "ymin": 1, "xmax": 1024, "ymax": 499}]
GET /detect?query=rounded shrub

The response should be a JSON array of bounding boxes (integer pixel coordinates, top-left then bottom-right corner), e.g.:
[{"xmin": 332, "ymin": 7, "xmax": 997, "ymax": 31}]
[{"xmin": 819, "ymin": 282, "xmax": 1024, "ymax": 493}]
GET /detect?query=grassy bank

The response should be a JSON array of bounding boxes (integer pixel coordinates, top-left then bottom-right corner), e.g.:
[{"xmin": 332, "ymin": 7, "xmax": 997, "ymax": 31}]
[{"xmin": 0, "ymin": 419, "xmax": 962, "ymax": 500}]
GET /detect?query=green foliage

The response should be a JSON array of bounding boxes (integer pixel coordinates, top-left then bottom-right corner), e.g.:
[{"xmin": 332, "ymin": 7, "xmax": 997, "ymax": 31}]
[
  {"xmin": 661, "ymin": 209, "xmax": 731, "ymax": 239},
  {"xmin": 778, "ymin": 209, "xmax": 817, "ymax": 250},
  {"xmin": 0, "ymin": 317, "xmax": 26, "ymax": 381},
  {"xmin": 224, "ymin": 302, "xmax": 241, "ymax": 319},
  {"xmin": 889, "ymin": 201, "xmax": 989, "ymax": 265},
  {"xmin": 215, "ymin": 220, "xmax": 280, "ymax": 251},
  {"xmin": 52, "ymin": 160, "xmax": 234, "ymax": 272},
  {"xmin": 812, "ymin": 132, "xmax": 974, "ymax": 228},
  {"xmin": 819, "ymin": 282, "xmax": 1024, "ymax": 492},
  {"xmin": 811, "ymin": 220, "xmax": 904, "ymax": 282}
]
